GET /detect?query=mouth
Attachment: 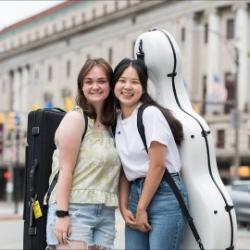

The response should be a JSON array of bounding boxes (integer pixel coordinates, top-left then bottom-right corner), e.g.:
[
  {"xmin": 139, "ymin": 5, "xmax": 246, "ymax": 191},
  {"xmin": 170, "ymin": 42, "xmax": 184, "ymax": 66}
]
[
  {"xmin": 89, "ymin": 92, "xmax": 103, "ymax": 96},
  {"xmin": 121, "ymin": 91, "xmax": 134, "ymax": 98}
]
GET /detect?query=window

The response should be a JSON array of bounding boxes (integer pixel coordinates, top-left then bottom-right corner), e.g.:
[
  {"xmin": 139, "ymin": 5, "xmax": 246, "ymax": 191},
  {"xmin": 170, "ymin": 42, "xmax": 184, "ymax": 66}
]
[
  {"xmin": 201, "ymin": 75, "xmax": 207, "ymax": 115},
  {"xmin": 2, "ymin": 80, "xmax": 6, "ymax": 93},
  {"xmin": 53, "ymin": 24, "xmax": 57, "ymax": 33},
  {"xmin": 216, "ymin": 129, "xmax": 225, "ymax": 148},
  {"xmin": 92, "ymin": 8, "xmax": 96, "ymax": 19},
  {"xmin": 115, "ymin": 1, "xmax": 118, "ymax": 10},
  {"xmin": 18, "ymin": 37, "xmax": 22, "ymax": 46},
  {"xmin": 44, "ymin": 27, "xmax": 48, "ymax": 36},
  {"xmin": 72, "ymin": 16, "xmax": 76, "ymax": 26},
  {"xmin": 181, "ymin": 27, "xmax": 185, "ymax": 42},
  {"xmin": 226, "ymin": 19, "xmax": 234, "ymax": 40},
  {"xmin": 48, "ymin": 66, "xmax": 52, "ymax": 81},
  {"xmin": 10, "ymin": 40, "xmax": 14, "ymax": 49},
  {"xmin": 103, "ymin": 4, "xmax": 107, "ymax": 15},
  {"xmin": 62, "ymin": 20, "xmax": 66, "ymax": 29},
  {"xmin": 132, "ymin": 40, "xmax": 136, "ymax": 57},
  {"xmin": 81, "ymin": 13, "xmax": 85, "ymax": 23},
  {"xmin": 34, "ymin": 70, "xmax": 39, "ymax": 80},
  {"xmin": 66, "ymin": 60, "xmax": 71, "ymax": 77},
  {"xmin": 204, "ymin": 23, "xmax": 208, "ymax": 43},
  {"xmin": 35, "ymin": 31, "xmax": 39, "ymax": 39},
  {"xmin": 224, "ymin": 72, "xmax": 235, "ymax": 114},
  {"xmin": 131, "ymin": 16, "xmax": 136, "ymax": 24},
  {"xmin": 108, "ymin": 48, "xmax": 113, "ymax": 65}
]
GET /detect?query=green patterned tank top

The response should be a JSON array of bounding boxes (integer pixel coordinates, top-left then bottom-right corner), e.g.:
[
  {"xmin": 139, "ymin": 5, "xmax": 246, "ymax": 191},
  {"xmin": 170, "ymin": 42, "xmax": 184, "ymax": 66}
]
[{"xmin": 47, "ymin": 106, "xmax": 121, "ymax": 207}]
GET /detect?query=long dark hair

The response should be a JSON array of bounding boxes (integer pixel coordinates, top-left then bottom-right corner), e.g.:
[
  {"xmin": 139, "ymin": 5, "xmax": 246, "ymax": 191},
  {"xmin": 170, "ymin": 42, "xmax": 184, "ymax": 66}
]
[
  {"xmin": 76, "ymin": 58, "xmax": 115, "ymax": 126},
  {"xmin": 112, "ymin": 58, "xmax": 183, "ymax": 146}
]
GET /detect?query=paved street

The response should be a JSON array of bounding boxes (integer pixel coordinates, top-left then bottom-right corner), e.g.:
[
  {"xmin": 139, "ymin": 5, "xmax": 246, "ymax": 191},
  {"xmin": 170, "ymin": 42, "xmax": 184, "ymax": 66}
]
[{"xmin": 0, "ymin": 206, "xmax": 250, "ymax": 249}]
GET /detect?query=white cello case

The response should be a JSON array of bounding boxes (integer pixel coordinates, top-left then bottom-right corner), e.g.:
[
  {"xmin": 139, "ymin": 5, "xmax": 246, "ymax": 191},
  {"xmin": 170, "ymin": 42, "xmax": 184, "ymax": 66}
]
[{"xmin": 134, "ymin": 29, "xmax": 237, "ymax": 250}]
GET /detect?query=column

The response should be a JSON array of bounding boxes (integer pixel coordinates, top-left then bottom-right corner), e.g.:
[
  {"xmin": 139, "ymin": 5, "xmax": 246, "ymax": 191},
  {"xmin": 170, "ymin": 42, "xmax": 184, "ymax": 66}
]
[
  {"xmin": 13, "ymin": 69, "xmax": 21, "ymax": 112},
  {"xmin": 20, "ymin": 65, "xmax": 30, "ymax": 113},
  {"xmin": 206, "ymin": 8, "xmax": 221, "ymax": 113},
  {"xmin": 185, "ymin": 14, "xmax": 196, "ymax": 98},
  {"xmin": 234, "ymin": 2, "xmax": 248, "ymax": 111}
]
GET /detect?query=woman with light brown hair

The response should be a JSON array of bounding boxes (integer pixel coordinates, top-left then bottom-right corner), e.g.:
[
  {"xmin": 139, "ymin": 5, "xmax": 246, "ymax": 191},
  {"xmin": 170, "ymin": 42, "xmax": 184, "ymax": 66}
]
[{"xmin": 46, "ymin": 58, "xmax": 121, "ymax": 250}]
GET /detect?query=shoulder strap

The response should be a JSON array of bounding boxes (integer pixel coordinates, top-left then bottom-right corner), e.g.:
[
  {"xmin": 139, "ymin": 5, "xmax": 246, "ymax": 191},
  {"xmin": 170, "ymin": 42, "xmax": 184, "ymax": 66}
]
[
  {"xmin": 46, "ymin": 111, "xmax": 88, "ymax": 205},
  {"xmin": 136, "ymin": 105, "xmax": 204, "ymax": 250},
  {"xmin": 81, "ymin": 111, "xmax": 88, "ymax": 140},
  {"xmin": 137, "ymin": 104, "xmax": 148, "ymax": 152}
]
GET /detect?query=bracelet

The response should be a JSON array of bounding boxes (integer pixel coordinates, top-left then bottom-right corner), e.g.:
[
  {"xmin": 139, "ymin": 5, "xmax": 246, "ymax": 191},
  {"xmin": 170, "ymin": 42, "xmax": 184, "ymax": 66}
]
[{"xmin": 55, "ymin": 210, "xmax": 69, "ymax": 218}]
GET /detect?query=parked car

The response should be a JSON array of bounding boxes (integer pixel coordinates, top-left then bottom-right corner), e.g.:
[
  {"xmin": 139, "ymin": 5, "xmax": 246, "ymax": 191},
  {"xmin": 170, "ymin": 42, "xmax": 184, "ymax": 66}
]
[{"xmin": 227, "ymin": 180, "xmax": 250, "ymax": 227}]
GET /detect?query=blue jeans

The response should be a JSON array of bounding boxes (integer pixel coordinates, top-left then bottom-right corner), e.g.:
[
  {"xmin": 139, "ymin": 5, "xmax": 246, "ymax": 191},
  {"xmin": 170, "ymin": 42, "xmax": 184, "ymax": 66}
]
[
  {"xmin": 47, "ymin": 203, "xmax": 116, "ymax": 249},
  {"xmin": 125, "ymin": 174, "xmax": 188, "ymax": 250}
]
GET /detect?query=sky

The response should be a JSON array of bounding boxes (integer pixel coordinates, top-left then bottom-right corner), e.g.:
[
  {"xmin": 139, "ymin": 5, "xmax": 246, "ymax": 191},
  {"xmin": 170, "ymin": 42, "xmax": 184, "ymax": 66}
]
[{"xmin": 0, "ymin": 1, "xmax": 64, "ymax": 31}]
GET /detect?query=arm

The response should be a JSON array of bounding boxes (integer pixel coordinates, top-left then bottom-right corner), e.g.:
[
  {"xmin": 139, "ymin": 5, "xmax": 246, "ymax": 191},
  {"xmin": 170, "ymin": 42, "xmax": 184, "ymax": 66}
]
[
  {"xmin": 136, "ymin": 141, "xmax": 166, "ymax": 232},
  {"xmin": 54, "ymin": 111, "xmax": 85, "ymax": 244},
  {"xmin": 119, "ymin": 169, "xmax": 136, "ymax": 228}
]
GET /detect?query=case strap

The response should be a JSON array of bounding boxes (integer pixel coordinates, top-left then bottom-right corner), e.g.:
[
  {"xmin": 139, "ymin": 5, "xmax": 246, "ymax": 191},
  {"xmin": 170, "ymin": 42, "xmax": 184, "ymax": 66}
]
[
  {"xmin": 46, "ymin": 111, "xmax": 88, "ymax": 205},
  {"xmin": 137, "ymin": 104, "xmax": 204, "ymax": 250}
]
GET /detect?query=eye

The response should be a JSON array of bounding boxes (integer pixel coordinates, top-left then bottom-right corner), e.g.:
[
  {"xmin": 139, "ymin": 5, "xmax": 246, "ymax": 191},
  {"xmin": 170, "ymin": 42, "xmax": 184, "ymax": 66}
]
[
  {"xmin": 97, "ymin": 79, "xmax": 108, "ymax": 84},
  {"xmin": 118, "ymin": 78, "xmax": 125, "ymax": 83},
  {"xmin": 132, "ymin": 80, "xmax": 140, "ymax": 85},
  {"xmin": 84, "ymin": 80, "xmax": 93, "ymax": 85}
]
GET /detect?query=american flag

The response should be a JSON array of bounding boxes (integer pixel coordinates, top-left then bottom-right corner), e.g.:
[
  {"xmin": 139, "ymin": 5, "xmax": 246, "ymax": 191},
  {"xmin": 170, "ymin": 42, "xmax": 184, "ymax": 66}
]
[{"xmin": 212, "ymin": 75, "xmax": 228, "ymax": 101}]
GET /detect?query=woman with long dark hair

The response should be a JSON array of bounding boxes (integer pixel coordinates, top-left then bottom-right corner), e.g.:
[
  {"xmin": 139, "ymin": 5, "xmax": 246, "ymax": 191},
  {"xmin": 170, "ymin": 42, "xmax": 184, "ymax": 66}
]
[{"xmin": 113, "ymin": 58, "xmax": 188, "ymax": 249}]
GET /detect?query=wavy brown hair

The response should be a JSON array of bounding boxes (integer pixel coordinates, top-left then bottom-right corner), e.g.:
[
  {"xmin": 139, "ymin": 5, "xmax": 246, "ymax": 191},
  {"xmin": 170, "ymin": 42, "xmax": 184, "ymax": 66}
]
[
  {"xmin": 112, "ymin": 58, "xmax": 184, "ymax": 146},
  {"xmin": 76, "ymin": 58, "xmax": 115, "ymax": 126}
]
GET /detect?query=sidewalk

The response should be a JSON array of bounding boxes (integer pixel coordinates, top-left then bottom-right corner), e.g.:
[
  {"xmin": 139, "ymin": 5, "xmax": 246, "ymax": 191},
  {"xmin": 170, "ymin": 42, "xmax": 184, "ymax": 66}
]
[{"xmin": 0, "ymin": 201, "xmax": 23, "ymax": 220}]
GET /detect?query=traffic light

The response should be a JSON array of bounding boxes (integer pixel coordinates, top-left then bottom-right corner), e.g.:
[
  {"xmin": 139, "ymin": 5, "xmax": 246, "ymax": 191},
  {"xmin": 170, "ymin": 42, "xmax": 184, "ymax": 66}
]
[{"xmin": 3, "ymin": 169, "xmax": 11, "ymax": 180}]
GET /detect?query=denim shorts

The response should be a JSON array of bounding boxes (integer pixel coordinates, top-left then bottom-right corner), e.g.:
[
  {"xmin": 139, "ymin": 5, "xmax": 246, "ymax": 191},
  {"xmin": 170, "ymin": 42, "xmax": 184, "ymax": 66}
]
[
  {"xmin": 46, "ymin": 203, "xmax": 116, "ymax": 249},
  {"xmin": 126, "ymin": 174, "xmax": 188, "ymax": 250}
]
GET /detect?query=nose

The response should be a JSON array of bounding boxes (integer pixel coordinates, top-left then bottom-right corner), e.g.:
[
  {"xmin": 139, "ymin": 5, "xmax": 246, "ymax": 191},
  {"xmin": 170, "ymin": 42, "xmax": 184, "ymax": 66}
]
[
  {"xmin": 92, "ymin": 82, "xmax": 100, "ymax": 89},
  {"xmin": 124, "ymin": 80, "xmax": 132, "ymax": 89}
]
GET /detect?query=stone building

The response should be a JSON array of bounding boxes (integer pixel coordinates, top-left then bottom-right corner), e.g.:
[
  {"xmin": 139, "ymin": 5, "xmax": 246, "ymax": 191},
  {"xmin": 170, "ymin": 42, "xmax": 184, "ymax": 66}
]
[{"xmin": 0, "ymin": 0, "xmax": 249, "ymax": 190}]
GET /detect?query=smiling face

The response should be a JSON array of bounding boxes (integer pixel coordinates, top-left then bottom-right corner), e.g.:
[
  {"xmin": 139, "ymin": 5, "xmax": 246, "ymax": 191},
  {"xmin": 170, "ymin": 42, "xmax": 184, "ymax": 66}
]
[
  {"xmin": 114, "ymin": 66, "xmax": 143, "ymax": 111},
  {"xmin": 82, "ymin": 65, "xmax": 110, "ymax": 107}
]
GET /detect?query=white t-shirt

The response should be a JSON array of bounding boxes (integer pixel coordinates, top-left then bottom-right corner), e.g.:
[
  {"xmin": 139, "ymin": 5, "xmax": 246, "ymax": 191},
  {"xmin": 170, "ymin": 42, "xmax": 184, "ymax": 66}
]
[{"xmin": 115, "ymin": 104, "xmax": 182, "ymax": 181}]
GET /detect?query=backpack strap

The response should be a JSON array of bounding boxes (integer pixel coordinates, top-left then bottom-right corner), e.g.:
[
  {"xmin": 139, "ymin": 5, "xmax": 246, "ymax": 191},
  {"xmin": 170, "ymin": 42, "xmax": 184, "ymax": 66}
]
[
  {"xmin": 46, "ymin": 111, "xmax": 88, "ymax": 205},
  {"xmin": 137, "ymin": 104, "xmax": 205, "ymax": 250}
]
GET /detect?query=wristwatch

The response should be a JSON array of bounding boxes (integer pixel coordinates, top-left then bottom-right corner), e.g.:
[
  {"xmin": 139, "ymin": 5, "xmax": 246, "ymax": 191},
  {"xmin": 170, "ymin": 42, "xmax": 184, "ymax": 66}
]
[{"xmin": 55, "ymin": 210, "xmax": 69, "ymax": 218}]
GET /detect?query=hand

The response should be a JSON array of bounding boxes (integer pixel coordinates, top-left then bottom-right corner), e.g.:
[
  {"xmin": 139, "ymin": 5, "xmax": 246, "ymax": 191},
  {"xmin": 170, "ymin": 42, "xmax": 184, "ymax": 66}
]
[
  {"xmin": 54, "ymin": 216, "xmax": 71, "ymax": 245},
  {"xmin": 121, "ymin": 208, "xmax": 137, "ymax": 230},
  {"xmin": 135, "ymin": 208, "xmax": 152, "ymax": 232}
]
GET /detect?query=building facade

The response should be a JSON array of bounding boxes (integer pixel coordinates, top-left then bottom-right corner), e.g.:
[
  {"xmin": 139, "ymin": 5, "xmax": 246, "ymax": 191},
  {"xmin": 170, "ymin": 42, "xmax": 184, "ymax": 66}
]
[{"xmin": 0, "ymin": 0, "xmax": 250, "ymax": 188}]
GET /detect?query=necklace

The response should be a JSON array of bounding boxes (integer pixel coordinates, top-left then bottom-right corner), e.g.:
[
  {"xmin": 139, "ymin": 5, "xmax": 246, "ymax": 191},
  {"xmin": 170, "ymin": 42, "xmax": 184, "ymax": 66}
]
[{"xmin": 95, "ymin": 121, "xmax": 103, "ymax": 128}]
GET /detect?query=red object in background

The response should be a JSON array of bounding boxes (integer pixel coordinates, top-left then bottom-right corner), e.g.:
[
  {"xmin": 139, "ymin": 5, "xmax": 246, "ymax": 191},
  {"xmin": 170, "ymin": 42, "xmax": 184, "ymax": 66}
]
[
  {"xmin": 0, "ymin": 123, "xmax": 3, "ymax": 155},
  {"xmin": 3, "ymin": 170, "xmax": 11, "ymax": 180}
]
